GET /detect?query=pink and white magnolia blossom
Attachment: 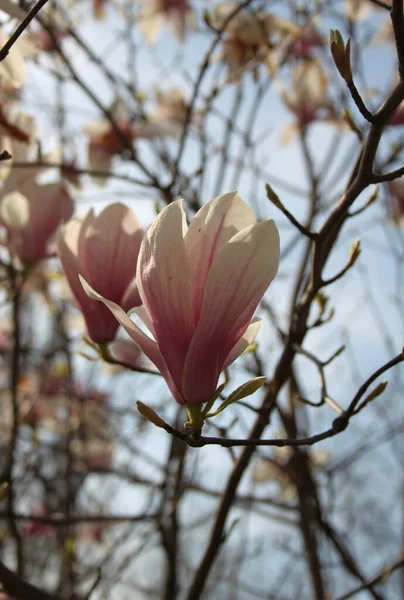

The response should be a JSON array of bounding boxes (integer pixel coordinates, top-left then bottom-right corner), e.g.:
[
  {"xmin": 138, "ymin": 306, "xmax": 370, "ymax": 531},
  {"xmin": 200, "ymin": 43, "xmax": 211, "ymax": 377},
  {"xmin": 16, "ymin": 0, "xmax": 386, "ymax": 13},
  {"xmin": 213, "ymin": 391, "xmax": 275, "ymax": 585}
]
[
  {"xmin": 58, "ymin": 203, "xmax": 143, "ymax": 344},
  {"xmin": 290, "ymin": 23, "xmax": 324, "ymax": 59},
  {"xmin": 83, "ymin": 99, "xmax": 173, "ymax": 183},
  {"xmin": 210, "ymin": 4, "xmax": 295, "ymax": 82},
  {"xmin": 280, "ymin": 60, "xmax": 331, "ymax": 126},
  {"xmin": 0, "ymin": 181, "xmax": 74, "ymax": 263},
  {"xmin": 137, "ymin": 0, "xmax": 194, "ymax": 44},
  {"xmin": 82, "ymin": 192, "xmax": 280, "ymax": 405}
]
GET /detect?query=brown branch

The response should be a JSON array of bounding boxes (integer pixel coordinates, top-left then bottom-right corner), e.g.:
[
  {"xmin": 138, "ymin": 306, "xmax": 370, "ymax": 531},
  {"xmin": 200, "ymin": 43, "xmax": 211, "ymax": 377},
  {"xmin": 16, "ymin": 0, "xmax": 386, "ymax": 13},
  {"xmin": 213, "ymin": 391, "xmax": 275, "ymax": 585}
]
[
  {"xmin": 0, "ymin": 560, "xmax": 60, "ymax": 600},
  {"xmin": 333, "ymin": 557, "xmax": 404, "ymax": 600},
  {"xmin": 371, "ymin": 165, "xmax": 404, "ymax": 183},
  {"xmin": 347, "ymin": 81, "xmax": 375, "ymax": 123}
]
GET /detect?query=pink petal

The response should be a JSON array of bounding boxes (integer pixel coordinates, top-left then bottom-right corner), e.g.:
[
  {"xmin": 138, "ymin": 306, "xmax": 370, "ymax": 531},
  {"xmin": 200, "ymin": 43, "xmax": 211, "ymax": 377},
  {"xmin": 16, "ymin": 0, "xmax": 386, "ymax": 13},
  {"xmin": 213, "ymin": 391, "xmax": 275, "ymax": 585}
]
[
  {"xmin": 78, "ymin": 203, "xmax": 143, "ymax": 305},
  {"xmin": 81, "ymin": 277, "xmax": 185, "ymax": 404},
  {"xmin": 137, "ymin": 200, "xmax": 194, "ymax": 394},
  {"xmin": 57, "ymin": 225, "xmax": 119, "ymax": 343},
  {"xmin": 182, "ymin": 219, "xmax": 279, "ymax": 404},
  {"xmin": 223, "ymin": 317, "xmax": 261, "ymax": 369},
  {"xmin": 185, "ymin": 192, "xmax": 256, "ymax": 323},
  {"xmin": 9, "ymin": 182, "xmax": 73, "ymax": 262}
]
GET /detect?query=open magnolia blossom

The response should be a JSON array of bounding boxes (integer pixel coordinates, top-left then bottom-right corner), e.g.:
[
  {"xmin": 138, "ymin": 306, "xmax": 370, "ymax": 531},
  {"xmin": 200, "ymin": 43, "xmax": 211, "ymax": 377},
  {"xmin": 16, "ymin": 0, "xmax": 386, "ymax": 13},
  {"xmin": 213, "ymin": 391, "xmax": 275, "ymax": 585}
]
[
  {"xmin": 83, "ymin": 101, "xmax": 174, "ymax": 183},
  {"xmin": 290, "ymin": 22, "xmax": 324, "ymax": 59},
  {"xmin": 68, "ymin": 0, "xmax": 108, "ymax": 20},
  {"xmin": 344, "ymin": 0, "xmax": 383, "ymax": 21},
  {"xmin": 57, "ymin": 203, "xmax": 143, "ymax": 344},
  {"xmin": 210, "ymin": 3, "xmax": 295, "ymax": 82},
  {"xmin": 0, "ymin": 30, "xmax": 26, "ymax": 98},
  {"xmin": 82, "ymin": 192, "xmax": 280, "ymax": 407},
  {"xmin": 0, "ymin": 182, "xmax": 74, "ymax": 263},
  {"xmin": 148, "ymin": 88, "xmax": 189, "ymax": 136},
  {"xmin": 280, "ymin": 59, "xmax": 331, "ymax": 127},
  {"xmin": 0, "ymin": 113, "xmax": 59, "ymax": 191},
  {"xmin": 137, "ymin": 0, "xmax": 194, "ymax": 44}
]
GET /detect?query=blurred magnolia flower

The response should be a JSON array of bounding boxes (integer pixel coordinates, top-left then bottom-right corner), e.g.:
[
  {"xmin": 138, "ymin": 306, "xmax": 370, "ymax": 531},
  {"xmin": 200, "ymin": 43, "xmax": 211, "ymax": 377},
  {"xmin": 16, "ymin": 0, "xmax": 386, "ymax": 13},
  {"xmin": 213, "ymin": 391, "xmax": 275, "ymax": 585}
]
[
  {"xmin": 344, "ymin": 0, "xmax": 382, "ymax": 21},
  {"xmin": 0, "ymin": 112, "xmax": 36, "ymax": 188},
  {"xmin": 83, "ymin": 99, "xmax": 171, "ymax": 183},
  {"xmin": 58, "ymin": 203, "xmax": 143, "ymax": 344},
  {"xmin": 210, "ymin": 3, "xmax": 295, "ymax": 82},
  {"xmin": 78, "ymin": 523, "xmax": 106, "ymax": 545},
  {"xmin": 280, "ymin": 60, "xmax": 331, "ymax": 127},
  {"xmin": 148, "ymin": 88, "xmax": 189, "ymax": 136},
  {"xmin": 0, "ymin": 113, "xmax": 57, "ymax": 190},
  {"xmin": 0, "ymin": 181, "xmax": 74, "ymax": 263},
  {"xmin": 252, "ymin": 448, "xmax": 330, "ymax": 501},
  {"xmin": 82, "ymin": 192, "xmax": 280, "ymax": 405},
  {"xmin": 68, "ymin": 0, "xmax": 108, "ymax": 20},
  {"xmin": 71, "ymin": 439, "xmax": 115, "ymax": 471},
  {"xmin": 372, "ymin": 18, "xmax": 395, "ymax": 47},
  {"xmin": 0, "ymin": 107, "xmax": 33, "ymax": 154},
  {"xmin": 387, "ymin": 177, "xmax": 404, "ymax": 224},
  {"xmin": 137, "ymin": 0, "xmax": 194, "ymax": 44},
  {"xmin": 28, "ymin": 4, "xmax": 70, "ymax": 53},
  {"xmin": 290, "ymin": 22, "xmax": 324, "ymax": 59},
  {"xmin": 0, "ymin": 31, "xmax": 26, "ymax": 94},
  {"xmin": 23, "ymin": 508, "xmax": 54, "ymax": 538}
]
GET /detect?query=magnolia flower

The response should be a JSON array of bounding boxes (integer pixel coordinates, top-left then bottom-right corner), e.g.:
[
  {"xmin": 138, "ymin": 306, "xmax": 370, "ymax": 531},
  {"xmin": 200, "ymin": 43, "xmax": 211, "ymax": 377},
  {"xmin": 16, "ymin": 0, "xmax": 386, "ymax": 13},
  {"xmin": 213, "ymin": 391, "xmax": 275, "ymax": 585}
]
[
  {"xmin": 344, "ymin": 0, "xmax": 381, "ymax": 21},
  {"xmin": 0, "ymin": 31, "xmax": 26, "ymax": 94},
  {"xmin": 83, "ymin": 102, "xmax": 171, "ymax": 183},
  {"xmin": 23, "ymin": 508, "xmax": 54, "ymax": 539},
  {"xmin": 280, "ymin": 60, "xmax": 330, "ymax": 126},
  {"xmin": 290, "ymin": 23, "xmax": 324, "ymax": 59},
  {"xmin": 71, "ymin": 439, "xmax": 115, "ymax": 471},
  {"xmin": 252, "ymin": 448, "xmax": 330, "ymax": 502},
  {"xmin": 148, "ymin": 88, "xmax": 189, "ymax": 136},
  {"xmin": 82, "ymin": 192, "xmax": 279, "ymax": 405},
  {"xmin": 57, "ymin": 203, "xmax": 143, "ymax": 344},
  {"xmin": 68, "ymin": 0, "xmax": 108, "ymax": 20},
  {"xmin": 137, "ymin": 0, "xmax": 194, "ymax": 44},
  {"xmin": 210, "ymin": 3, "xmax": 295, "ymax": 82},
  {"xmin": 0, "ymin": 182, "xmax": 74, "ymax": 263},
  {"xmin": 28, "ymin": 4, "xmax": 70, "ymax": 53}
]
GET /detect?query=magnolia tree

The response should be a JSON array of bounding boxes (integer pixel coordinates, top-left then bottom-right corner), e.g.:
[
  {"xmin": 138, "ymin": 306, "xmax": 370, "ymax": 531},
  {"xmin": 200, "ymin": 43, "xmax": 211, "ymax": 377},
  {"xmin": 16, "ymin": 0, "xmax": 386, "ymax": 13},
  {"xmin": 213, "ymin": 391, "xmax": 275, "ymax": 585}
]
[{"xmin": 0, "ymin": 0, "xmax": 403, "ymax": 598}]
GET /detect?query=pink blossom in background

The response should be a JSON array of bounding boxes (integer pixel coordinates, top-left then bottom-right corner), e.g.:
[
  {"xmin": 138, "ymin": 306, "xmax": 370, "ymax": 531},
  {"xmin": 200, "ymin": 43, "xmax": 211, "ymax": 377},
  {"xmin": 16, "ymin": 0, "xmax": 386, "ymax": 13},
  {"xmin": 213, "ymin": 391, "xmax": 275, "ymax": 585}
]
[
  {"xmin": 83, "ymin": 114, "xmax": 173, "ymax": 182},
  {"xmin": 23, "ymin": 507, "xmax": 54, "ymax": 538},
  {"xmin": 0, "ymin": 181, "xmax": 74, "ymax": 263},
  {"xmin": 290, "ymin": 24, "xmax": 324, "ymax": 59},
  {"xmin": 58, "ymin": 203, "xmax": 143, "ymax": 344},
  {"xmin": 210, "ymin": 4, "xmax": 296, "ymax": 81},
  {"xmin": 138, "ymin": 0, "xmax": 194, "ymax": 44},
  {"xmin": 83, "ymin": 192, "xmax": 280, "ymax": 405},
  {"xmin": 281, "ymin": 60, "xmax": 330, "ymax": 126}
]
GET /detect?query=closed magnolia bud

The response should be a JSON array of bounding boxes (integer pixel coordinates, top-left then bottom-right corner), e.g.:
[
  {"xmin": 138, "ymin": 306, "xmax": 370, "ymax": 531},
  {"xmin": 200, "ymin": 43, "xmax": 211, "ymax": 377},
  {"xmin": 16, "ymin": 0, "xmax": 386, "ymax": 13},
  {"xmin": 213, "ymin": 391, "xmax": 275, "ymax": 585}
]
[{"xmin": 330, "ymin": 30, "xmax": 352, "ymax": 83}]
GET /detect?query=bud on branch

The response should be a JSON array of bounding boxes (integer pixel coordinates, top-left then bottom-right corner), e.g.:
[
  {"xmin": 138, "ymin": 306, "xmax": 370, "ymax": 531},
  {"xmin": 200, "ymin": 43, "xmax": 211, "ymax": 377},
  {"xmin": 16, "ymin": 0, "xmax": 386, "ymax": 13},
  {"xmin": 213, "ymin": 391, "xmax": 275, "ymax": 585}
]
[{"xmin": 330, "ymin": 30, "xmax": 352, "ymax": 83}]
